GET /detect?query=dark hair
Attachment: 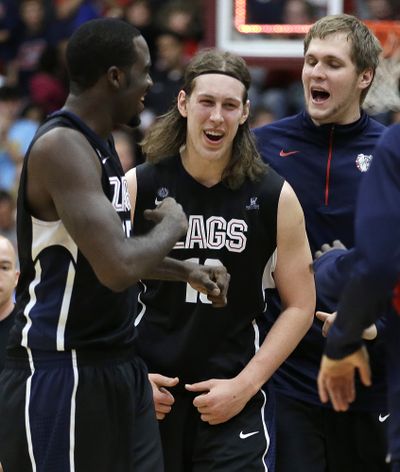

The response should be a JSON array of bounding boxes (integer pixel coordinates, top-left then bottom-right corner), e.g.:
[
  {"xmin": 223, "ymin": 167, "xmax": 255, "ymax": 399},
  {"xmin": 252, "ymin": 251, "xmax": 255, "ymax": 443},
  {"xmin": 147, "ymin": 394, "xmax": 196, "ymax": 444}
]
[
  {"xmin": 66, "ymin": 18, "xmax": 141, "ymax": 91},
  {"xmin": 142, "ymin": 48, "xmax": 267, "ymax": 190}
]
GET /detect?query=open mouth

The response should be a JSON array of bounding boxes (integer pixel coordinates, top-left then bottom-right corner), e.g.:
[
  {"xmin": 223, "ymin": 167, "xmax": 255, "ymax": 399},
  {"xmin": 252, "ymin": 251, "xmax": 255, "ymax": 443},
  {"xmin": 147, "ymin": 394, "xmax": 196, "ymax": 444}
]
[
  {"xmin": 204, "ymin": 130, "xmax": 224, "ymax": 142},
  {"xmin": 311, "ymin": 88, "xmax": 330, "ymax": 102}
]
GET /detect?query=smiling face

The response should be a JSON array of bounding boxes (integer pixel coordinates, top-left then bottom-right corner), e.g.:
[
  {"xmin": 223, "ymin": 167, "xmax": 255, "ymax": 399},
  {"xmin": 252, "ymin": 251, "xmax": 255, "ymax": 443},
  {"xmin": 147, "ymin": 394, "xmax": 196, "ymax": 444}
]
[
  {"xmin": 302, "ymin": 33, "xmax": 373, "ymax": 125},
  {"xmin": 177, "ymin": 73, "xmax": 249, "ymax": 174},
  {"xmin": 117, "ymin": 35, "xmax": 153, "ymax": 127}
]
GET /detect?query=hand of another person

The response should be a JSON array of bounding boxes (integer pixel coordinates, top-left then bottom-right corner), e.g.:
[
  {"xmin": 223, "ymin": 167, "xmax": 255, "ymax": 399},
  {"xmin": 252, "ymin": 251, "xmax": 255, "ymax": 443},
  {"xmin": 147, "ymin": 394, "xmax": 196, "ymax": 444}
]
[
  {"xmin": 314, "ymin": 239, "xmax": 346, "ymax": 259},
  {"xmin": 187, "ymin": 264, "xmax": 230, "ymax": 307},
  {"xmin": 316, "ymin": 311, "xmax": 377, "ymax": 340},
  {"xmin": 317, "ymin": 346, "xmax": 371, "ymax": 412},
  {"xmin": 144, "ymin": 197, "xmax": 188, "ymax": 235},
  {"xmin": 148, "ymin": 373, "xmax": 179, "ymax": 420},
  {"xmin": 185, "ymin": 378, "xmax": 250, "ymax": 425}
]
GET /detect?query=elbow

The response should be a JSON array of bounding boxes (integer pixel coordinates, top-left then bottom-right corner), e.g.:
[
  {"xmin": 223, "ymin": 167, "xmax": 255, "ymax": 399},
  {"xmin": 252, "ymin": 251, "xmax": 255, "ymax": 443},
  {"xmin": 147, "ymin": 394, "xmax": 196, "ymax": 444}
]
[{"xmin": 96, "ymin": 262, "xmax": 138, "ymax": 293}]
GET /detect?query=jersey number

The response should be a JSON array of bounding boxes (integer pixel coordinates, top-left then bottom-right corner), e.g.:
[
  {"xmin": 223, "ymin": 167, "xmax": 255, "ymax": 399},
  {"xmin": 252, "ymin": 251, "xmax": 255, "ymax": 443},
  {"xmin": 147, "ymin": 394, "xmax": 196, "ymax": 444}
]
[{"xmin": 185, "ymin": 258, "xmax": 223, "ymax": 304}]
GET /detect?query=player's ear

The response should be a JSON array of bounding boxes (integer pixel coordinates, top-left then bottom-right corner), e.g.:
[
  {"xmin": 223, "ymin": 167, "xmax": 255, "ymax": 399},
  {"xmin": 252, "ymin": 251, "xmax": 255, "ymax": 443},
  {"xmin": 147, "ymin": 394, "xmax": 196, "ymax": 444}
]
[
  {"xmin": 359, "ymin": 67, "xmax": 374, "ymax": 90},
  {"xmin": 107, "ymin": 66, "xmax": 124, "ymax": 89},
  {"xmin": 239, "ymin": 99, "xmax": 250, "ymax": 125},
  {"xmin": 177, "ymin": 90, "xmax": 188, "ymax": 118}
]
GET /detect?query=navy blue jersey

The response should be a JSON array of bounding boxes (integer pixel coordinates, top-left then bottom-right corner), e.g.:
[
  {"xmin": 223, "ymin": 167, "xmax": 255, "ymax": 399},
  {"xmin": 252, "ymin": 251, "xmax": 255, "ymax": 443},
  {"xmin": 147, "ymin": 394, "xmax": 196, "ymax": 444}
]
[
  {"xmin": 8, "ymin": 110, "xmax": 137, "ymax": 353},
  {"xmin": 133, "ymin": 155, "xmax": 284, "ymax": 385},
  {"xmin": 326, "ymin": 123, "xmax": 400, "ymax": 460},
  {"xmin": 254, "ymin": 111, "xmax": 386, "ymax": 410}
]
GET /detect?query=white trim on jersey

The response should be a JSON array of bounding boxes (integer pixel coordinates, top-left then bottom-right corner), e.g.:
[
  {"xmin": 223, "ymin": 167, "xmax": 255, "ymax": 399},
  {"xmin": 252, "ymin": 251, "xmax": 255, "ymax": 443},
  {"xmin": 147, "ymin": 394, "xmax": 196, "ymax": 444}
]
[
  {"xmin": 25, "ymin": 348, "xmax": 38, "ymax": 471},
  {"xmin": 69, "ymin": 350, "xmax": 79, "ymax": 472},
  {"xmin": 31, "ymin": 217, "xmax": 78, "ymax": 262},
  {"xmin": 259, "ymin": 389, "xmax": 271, "ymax": 472},
  {"xmin": 252, "ymin": 320, "xmax": 271, "ymax": 471},
  {"xmin": 57, "ymin": 262, "xmax": 77, "ymax": 351},
  {"xmin": 21, "ymin": 261, "xmax": 42, "ymax": 348},
  {"xmin": 262, "ymin": 249, "xmax": 277, "ymax": 291},
  {"xmin": 134, "ymin": 281, "xmax": 148, "ymax": 327}
]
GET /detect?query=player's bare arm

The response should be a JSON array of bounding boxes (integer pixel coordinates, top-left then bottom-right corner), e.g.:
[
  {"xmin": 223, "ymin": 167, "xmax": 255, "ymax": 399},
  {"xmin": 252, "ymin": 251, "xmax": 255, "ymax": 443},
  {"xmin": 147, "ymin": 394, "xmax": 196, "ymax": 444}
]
[
  {"xmin": 27, "ymin": 128, "xmax": 188, "ymax": 292},
  {"xmin": 186, "ymin": 182, "xmax": 315, "ymax": 424}
]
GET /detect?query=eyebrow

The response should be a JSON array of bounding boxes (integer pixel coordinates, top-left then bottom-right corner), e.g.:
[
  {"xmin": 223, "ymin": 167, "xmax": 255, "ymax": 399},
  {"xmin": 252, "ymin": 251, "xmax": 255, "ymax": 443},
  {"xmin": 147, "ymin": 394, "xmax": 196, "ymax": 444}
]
[{"xmin": 197, "ymin": 93, "xmax": 242, "ymax": 103}]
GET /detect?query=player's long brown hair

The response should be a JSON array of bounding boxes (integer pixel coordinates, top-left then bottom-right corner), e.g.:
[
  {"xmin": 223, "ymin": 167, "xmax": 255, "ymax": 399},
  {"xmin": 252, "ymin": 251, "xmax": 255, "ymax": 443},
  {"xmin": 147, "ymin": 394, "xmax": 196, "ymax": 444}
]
[{"xmin": 141, "ymin": 49, "xmax": 267, "ymax": 190}]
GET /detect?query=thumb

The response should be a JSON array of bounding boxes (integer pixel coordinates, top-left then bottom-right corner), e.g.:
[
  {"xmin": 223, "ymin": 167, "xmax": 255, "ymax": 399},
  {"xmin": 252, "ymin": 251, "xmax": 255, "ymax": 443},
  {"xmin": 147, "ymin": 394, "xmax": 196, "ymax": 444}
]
[{"xmin": 150, "ymin": 373, "xmax": 179, "ymax": 388}]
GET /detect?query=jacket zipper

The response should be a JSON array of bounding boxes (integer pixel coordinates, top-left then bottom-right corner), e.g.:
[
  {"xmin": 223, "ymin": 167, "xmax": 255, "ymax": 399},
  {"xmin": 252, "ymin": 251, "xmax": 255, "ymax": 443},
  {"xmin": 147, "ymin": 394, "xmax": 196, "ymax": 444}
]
[{"xmin": 325, "ymin": 125, "xmax": 335, "ymax": 206}]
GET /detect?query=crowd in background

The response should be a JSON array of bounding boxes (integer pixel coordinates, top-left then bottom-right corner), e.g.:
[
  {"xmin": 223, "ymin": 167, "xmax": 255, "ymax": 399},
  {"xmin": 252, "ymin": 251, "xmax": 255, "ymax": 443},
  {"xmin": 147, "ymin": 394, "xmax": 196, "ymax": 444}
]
[{"xmin": 0, "ymin": 0, "xmax": 400, "ymax": 255}]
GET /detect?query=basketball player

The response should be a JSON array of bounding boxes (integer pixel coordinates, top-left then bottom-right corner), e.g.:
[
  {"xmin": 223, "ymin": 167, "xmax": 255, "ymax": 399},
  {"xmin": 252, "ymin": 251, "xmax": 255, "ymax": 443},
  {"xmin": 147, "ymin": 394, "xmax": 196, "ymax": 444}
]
[
  {"xmin": 126, "ymin": 48, "xmax": 315, "ymax": 471},
  {"xmin": 318, "ymin": 122, "xmax": 400, "ymax": 472},
  {"xmin": 0, "ymin": 19, "xmax": 229, "ymax": 472},
  {"xmin": 254, "ymin": 14, "xmax": 388, "ymax": 471}
]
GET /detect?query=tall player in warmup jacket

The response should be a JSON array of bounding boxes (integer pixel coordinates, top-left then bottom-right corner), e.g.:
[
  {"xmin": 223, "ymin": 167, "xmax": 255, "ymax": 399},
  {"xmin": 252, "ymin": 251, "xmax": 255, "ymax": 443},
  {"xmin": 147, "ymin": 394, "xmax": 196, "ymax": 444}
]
[
  {"xmin": 254, "ymin": 14, "xmax": 389, "ymax": 471},
  {"xmin": 318, "ymin": 122, "xmax": 400, "ymax": 472},
  {"xmin": 0, "ymin": 19, "xmax": 229, "ymax": 472},
  {"xmin": 126, "ymin": 48, "xmax": 315, "ymax": 471}
]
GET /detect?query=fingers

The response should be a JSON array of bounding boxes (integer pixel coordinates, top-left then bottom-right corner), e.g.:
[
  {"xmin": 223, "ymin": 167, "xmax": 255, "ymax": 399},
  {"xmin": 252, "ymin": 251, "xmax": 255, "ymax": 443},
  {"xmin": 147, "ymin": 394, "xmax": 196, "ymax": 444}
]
[
  {"xmin": 315, "ymin": 311, "xmax": 330, "ymax": 322},
  {"xmin": 185, "ymin": 380, "xmax": 210, "ymax": 393},
  {"xmin": 316, "ymin": 311, "xmax": 337, "ymax": 337},
  {"xmin": 332, "ymin": 239, "xmax": 346, "ymax": 249},
  {"xmin": 358, "ymin": 362, "xmax": 372, "ymax": 387}
]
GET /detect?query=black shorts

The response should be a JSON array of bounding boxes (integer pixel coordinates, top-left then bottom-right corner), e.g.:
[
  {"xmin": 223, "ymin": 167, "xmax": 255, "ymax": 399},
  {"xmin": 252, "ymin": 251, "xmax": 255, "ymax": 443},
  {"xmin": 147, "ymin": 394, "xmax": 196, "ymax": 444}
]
[
  {"xmin": 275, "ymin": 392, "xmax": 389, "ymax": 472},
  {"xmin": 159, "ymin": 384, "xmax": 276, "ymax": 472},
  {"xmin": 0, "ymin": 348, "xmax": 163, "ymax": 472}
]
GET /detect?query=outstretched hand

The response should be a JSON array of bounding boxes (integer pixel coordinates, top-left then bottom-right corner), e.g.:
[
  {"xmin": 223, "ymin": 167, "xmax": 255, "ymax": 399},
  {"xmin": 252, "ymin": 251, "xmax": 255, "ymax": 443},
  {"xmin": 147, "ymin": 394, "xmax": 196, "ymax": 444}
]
[
  {"xmin": 317, "ymin": 346, "xmax": 371, "ymax": 412},
  {"xmin": 187, "ymin": 264, "xmax": 230, "ymax": 307}
]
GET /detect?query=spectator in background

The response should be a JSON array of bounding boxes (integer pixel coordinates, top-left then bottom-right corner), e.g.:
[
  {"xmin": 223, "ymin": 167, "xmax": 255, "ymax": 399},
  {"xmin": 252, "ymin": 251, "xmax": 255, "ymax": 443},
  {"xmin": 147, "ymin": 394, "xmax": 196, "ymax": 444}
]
[
  {"xmin": 0, "ymin": 0, "xmax": 19, "ymax": 71},
  {"xmin": 283, "ymin": 0, "xmax": 317, "ymax": 25},
  {"xmin": 0, "ymin": 235, "xmax": 18, "ymax": 373},
  {"xmin": 0, "ymin": 191, "xmax": 16, "ymax": 251},
  {"xmin": 123, "ymin": 0, "xmax": 157, "ymax": 61},
  {"xmin": 358, "ymin": 0, "xmax": 400, "ymax": 20},
  {"xmin": 144, "ymin": 30, "xmax": 186, "ymax": 125},
  {"xmin": 112, "ymin": 128, "xmax": 139, "ymax": 173},
  {"xmin": 156, "ymin": 1, "xmax": 202, "ymax": 60},
  {"xmin": 0, "ymin": 86, "xmax": 24, "ymax": 192},
  {"xmin": 53, "ymin": 0, "xmax": 100, "ymax": 40},
  {"xmin": 7, "ymin": 0, "xmax": 56, "ymax": 93},
  {"xmin": 29, "ymin": 44, "xmax": 68, "ymax": 113}
]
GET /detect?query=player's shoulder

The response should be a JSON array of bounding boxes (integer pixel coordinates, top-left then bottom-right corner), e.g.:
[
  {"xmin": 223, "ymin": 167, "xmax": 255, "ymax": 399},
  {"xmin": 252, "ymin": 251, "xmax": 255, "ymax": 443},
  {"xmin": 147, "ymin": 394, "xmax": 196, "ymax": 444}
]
[{"xmin": 252, "ymin": 113, "xmax": 303, "ymax": 140}]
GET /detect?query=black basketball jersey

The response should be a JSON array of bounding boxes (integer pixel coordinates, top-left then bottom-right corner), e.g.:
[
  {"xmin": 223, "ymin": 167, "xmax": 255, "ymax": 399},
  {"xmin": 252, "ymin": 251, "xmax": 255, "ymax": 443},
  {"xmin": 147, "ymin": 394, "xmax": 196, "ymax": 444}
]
[
  {"xmin": 133, "ymin": 155, "xmax": 284, "ymax": 385},
  {"xmin": 8, "ymin": 110, "xmax": 137, "ymax": 352}
]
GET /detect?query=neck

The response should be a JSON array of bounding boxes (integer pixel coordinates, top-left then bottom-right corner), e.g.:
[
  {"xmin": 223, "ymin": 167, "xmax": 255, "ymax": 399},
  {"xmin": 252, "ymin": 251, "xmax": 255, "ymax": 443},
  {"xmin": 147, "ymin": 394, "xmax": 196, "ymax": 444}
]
[
  {"xmin": 180, "ymin": 146, "xmax": 226, "ymax": 187},
  {"xmin": 0, "ymin": 299, "xmax": 14, "ymax": 322},
  {"xmin": 64, "ymin": 94, "xmax": 113, "ymax": 139}
]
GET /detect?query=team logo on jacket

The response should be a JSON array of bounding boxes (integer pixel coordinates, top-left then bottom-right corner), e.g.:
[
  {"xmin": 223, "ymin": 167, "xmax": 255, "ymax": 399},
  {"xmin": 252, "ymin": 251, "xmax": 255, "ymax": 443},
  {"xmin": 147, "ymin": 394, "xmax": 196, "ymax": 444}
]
[{"xmin": 355, "ymin": 154, "xmax": 373, "ymax": 172}]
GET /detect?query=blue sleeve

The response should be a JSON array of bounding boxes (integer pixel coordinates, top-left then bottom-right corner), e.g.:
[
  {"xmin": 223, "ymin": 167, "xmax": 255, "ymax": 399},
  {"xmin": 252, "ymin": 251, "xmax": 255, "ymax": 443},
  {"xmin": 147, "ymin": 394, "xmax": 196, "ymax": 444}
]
[
  {"xmin": 313, "ymin": 248, "xmax": 354, "ymax": 311},
  {"xmin": 326, "ymin": 123, "xmax": 400, "ymax": 358}
]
